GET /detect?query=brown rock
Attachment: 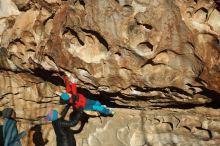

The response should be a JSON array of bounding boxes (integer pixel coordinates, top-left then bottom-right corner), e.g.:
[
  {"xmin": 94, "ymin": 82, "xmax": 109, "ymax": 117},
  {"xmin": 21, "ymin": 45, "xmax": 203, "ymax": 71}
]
[{"xmin": 0, "ymin": 0, "xmax": 220, "ymax": 146}]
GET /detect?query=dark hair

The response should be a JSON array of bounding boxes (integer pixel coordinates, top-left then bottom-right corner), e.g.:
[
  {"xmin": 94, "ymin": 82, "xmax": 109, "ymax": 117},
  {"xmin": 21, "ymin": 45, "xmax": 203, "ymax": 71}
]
[{"xmin": 2, "ymin": 108, "xmax": 14, "ymax": 118}]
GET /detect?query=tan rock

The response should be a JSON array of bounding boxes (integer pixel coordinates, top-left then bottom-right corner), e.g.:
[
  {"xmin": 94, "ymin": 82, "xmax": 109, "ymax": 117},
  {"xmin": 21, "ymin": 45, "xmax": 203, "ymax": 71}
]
[
  {"xmin": 0, "ymin": 0, "xmax": 219, "ymax": 145},
  {"xmin": 0, "ymin": 0, "xmax": 20, "ymax": 18},
  {"xmin": 208, "ymin": 9, "xmax": 220, "ymax": 33}
]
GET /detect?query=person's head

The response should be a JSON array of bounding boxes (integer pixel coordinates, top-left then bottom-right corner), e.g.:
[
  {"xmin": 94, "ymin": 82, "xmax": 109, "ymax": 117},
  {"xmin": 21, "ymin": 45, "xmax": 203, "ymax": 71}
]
[
  {"xmin": 46, "ymin": 110, "xmax": 58, "ymax": 121},
  {"xmin": 2, "ymin": 108, "xmax": 15, "ymax": 119}
]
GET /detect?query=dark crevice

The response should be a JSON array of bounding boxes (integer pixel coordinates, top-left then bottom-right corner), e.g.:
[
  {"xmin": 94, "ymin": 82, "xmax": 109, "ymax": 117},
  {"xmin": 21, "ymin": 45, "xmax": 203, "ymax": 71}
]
[
  {"xmin": 30, "ymin": 42, "xmax": 37, "ymax": 47},
  {"xmin": 26, "ymin": 49, "xmax": 36, "ymax": 53},
  {"xmin": 17, "ymin": 3, "xmax": 32, "ymax": 12},
  {"xmin": 140, "ymin": 48, "xmax": 185, "ymax": 67},
  {"xmin": 196, "ymin": 127, "xmax": 212, "ymax": 139},
  {"xmin": 20, "ymin": 98, "xmax": 58, "ymax": 104},
  {"xmin": 79, "ymin": 0, "xmax": 85, "ymax": 7},
  {"xmin": 141, "ymin": 58, "xmax": 165, "ymax": 68},
  {"xmin": 78, "ymin": 85, "xmax": 195, "ymax": 110},
  {"xmin": 195, "ymin": 7, "xmax": 208, "ymax": 20},
  {"xmin": 167, "ymin": 86, "xmax": 192, "ymax": 96},
  {"xmin": 183, "ymin": 126, "xmax": 191, "ymax": 132},
  {"xmin": 137, "ymin": 22, "xmax": 153, "ymax": 30},
  {"xmin": 43, "ymin": 13, "xmax": 55, "ymax": 25},
  {"xmin": 44, "ymin": 54, "xmax": 56, "ymax": 63},
  {"xmin": 0, "ymin": 93, "xmax": 14, "ymax": 100},
  {"xmin": 142, "ymin": 24, "xmax": 153, "ymax": 30},
  {"xmin": 187, "ymin": 84, "xmax": 220, "ymax": 109},
  {"xmin": 123, "ymin": 4, "xmax": 132, "ymax": 9},
  {"xmin": 214, "ymin": 0, "xmax": 220, "ymax": 11},
  {"xmin": 200, "ymin": 87, "xmax": 220, "ymax": 109},
  {"xmin": 7, "ymin": 19, "xmax": 16, "ymax": 29},
  {"xmin": 153, "ymin": 85, "xmax": 220, "ymax": 109},
  {"xmin": 212, "ymin": 37, "xmax": 220, "ymax": 53},
  {"xmin": 31, "ymin": 68, "xmax": 65, "ymax": 86},
  {"xmin": 212, "ymin": 37, "xmax": 219, "ymax": 46},
  {"xmin": 11, "ymin": 38, "xmax": 25, "ymax": 45},
  {"xmin": 158, "ymin": 48, "xmax": 184, "ymax": 56},
  {"xmin": 77, "ymin": 88, "xmax": 139, "ymax": 109},
  {"xmin": 195, "ymin": 7, "xmax": 208, "ymax": 14},
  {"xmin": 115, "ymin": 52, "xmax": 122, "ymax": 56},
  {"xmin": 8, "ymin": 54, "xmax": 22, "ymax": 60},
  {"xmin": 122, "ymin": 5, "xmax": 133, "ymax": 16},
  {"xmin": 131, "ymin": 86, "xmax": 216, "ymax": 110},
  {"xmin": 144, "ymin": 42, "xmax": 153, "ymax": 50},
  {"xmin": 137, "ymin": 41, "xmax": 154, "ymax": 51},
  {"xmin": 63, "ymin": 27, "xmax": 85, "ymax": 46},
  {"xmin": 115, "ymin": 0, "xmax": 119, "ymax": 3},
  {"xmin": 162, "ymin": 122, "xmax": 174, "ymax": 130},
  {"xmin": 0, "ymin": 47, "xmax": 8, "ymax": 67},
  {"xmin": 0, "ymin": 69, "xmax": 22, "ymax": 74},
  {"xmin": 81, "ymin": 28, "xmax": 109, "ymax": 51},
  {"xmin": 120, "ymin": 67, "xmax": 132, "ymax": 72},
  {"xmin": 194, "ymin": 78, "xmax": 207, "ymax": 85},
  {"xmin": 185, "ymin": 41, "xmax": 195, "ymax": 49},
  {"xmin": 36, "ymin": 100, "xmax": 59, "ymax": 104}
]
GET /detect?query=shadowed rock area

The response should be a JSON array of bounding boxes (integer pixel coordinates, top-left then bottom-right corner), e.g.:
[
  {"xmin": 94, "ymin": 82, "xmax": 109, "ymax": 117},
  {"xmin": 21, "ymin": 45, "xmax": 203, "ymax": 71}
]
[{"xmin": 0, "ymin": 0, "xmax": 220, "ymax": 145}]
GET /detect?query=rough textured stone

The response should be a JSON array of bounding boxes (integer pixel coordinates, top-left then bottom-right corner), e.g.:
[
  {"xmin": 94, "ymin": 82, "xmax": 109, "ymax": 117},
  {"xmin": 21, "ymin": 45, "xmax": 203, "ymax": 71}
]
[
  {"xmin": 0, "ymin": 0, "xmax": 20, "ymax": 18},
  {"xmin": 0, "ymin": 0, "xmax": 220, "ymax": 146}
]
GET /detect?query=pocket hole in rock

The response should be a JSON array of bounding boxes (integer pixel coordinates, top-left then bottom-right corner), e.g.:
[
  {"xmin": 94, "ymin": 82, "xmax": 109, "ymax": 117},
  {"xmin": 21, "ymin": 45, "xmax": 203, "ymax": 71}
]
[
  {"xmin": 115, "ymin": 52, "xmax": 122, "ymax": 56},
  {"xmin": 137, "ymin": 22, "xmax": 153, "ymax": 31},
  {"xmin": 122, "ymin": 5, "xmax": 133, "ymax": 16},
  {"xmin": 137, "ymin": 42, "xmax": 154, "ymax": 51}
]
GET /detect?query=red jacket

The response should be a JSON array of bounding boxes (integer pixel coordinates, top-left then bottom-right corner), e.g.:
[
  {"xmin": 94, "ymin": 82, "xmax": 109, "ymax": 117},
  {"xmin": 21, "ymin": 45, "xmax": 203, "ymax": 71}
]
[
  {"xmin": 64, "ymin": 76, "xmax": 86, "ymax": 108},
  {"xmin": 69, "ymin": 94, "xmax": 86, "ymax": 108},
  {"xmin": 64, "ymin": 76, "xmax": 77, "ymax": 94}
]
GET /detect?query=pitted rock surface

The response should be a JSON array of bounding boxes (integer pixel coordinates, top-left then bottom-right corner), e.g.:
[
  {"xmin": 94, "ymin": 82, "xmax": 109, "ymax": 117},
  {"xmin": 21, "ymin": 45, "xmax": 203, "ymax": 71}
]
[{"xmin": 0, "ymin": 0, "xmax": 220, "ymax": 146}]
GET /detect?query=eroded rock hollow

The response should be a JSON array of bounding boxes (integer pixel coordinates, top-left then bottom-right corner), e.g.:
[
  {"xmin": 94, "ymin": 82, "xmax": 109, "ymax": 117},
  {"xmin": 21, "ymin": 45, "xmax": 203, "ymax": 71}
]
[{"xmin": 0, "ymin": 0, "xmax": 220, "ymax": 145}]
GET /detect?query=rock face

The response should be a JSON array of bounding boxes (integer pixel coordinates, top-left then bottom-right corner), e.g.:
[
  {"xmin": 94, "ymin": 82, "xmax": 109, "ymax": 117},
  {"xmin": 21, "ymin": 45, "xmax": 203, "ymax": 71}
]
[
  {"xmin": 74, "ymin": 108, "xmax": 220, "ymax": 146},
  {"xmin": 0, "ymin": 0, "xmax": 220, "ymax": 146}
]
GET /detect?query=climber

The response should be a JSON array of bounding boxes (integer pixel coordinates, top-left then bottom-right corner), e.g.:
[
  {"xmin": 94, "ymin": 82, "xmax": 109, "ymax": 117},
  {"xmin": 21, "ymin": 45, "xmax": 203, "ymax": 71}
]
[
  {"xmin": 45, "ymin": 104, "xmax": 83, "ymax": 146},
  {"xmin": 2, "ymin": 108, "xmax": 27, "ymax": 146},
  {"xmin": 60, "ymin": 76, "xmax": 114, "ymax": 116}
]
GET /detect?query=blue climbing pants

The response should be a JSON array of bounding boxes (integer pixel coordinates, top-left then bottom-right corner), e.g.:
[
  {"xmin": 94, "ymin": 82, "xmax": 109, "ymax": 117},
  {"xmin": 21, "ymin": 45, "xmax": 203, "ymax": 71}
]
[{"xmin": 84, "ymin": 99, "xmax": 112, "ymax": 115}]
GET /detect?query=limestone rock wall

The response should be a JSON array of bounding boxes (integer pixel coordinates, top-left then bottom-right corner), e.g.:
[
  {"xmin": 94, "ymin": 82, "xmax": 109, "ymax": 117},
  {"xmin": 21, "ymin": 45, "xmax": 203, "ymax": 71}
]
[
  {"xmin": 0, "ymin": 0, "xmax": 220, "ymax": 146},
  {"xmin": 0, "ymin": 0, "xmax": 219, "ymax": 98},
  {"xmin": 74, "ymin": 108, "xmax": 220, "ymax": 146}
]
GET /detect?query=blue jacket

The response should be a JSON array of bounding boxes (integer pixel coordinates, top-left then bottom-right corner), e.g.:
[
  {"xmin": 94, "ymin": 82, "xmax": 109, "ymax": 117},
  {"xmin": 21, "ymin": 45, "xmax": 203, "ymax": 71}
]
[{"xmin": 3, "ymin": 118, "xmax": 26, "ymax": 146}]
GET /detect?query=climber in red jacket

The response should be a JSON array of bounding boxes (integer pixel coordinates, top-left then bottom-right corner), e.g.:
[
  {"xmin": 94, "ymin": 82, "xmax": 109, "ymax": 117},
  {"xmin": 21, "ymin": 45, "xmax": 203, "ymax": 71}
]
[{"xmin": 60, "ymin": 76, "xmax": 114, "ymax": 116}]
